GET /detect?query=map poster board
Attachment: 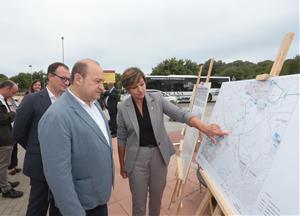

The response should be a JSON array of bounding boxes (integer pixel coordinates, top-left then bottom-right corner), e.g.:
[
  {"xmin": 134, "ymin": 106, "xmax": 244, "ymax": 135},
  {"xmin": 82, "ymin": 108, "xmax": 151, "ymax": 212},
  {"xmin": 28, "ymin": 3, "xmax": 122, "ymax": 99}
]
[
  {"xmin": 179, "ymin": 82, "xmax": 211, "ymax": 181},
  {"xmin": 196, "ymin": 74, "xmax": 299, "ymax": 215}
]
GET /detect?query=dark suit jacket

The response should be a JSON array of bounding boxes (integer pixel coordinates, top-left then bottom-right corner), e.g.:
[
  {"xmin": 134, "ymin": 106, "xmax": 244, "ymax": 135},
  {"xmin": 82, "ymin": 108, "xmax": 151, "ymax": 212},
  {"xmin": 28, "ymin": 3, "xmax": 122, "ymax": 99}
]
[
  {"xmin": 13, "ymin": 89, "xmax": 51, "ymax": 180},
  {"xmin": 104, "ymin": 88, "xmax": 118, "ymax": 115},
  {"xmin": 0, "ymin": 100, "xmax": 15, "ymax": 147}
]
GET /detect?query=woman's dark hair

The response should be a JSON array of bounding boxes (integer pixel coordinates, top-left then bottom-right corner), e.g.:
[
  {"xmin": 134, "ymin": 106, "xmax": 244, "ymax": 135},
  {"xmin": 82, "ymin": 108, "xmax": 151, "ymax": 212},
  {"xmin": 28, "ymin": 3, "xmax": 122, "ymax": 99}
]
[
  {"xmin": 121, "ymin": 67, "xmax": 145, "ymax": 90},
  {"xmin": 29, "ymin": 79, "xmax": 42, "ymax": 93}
]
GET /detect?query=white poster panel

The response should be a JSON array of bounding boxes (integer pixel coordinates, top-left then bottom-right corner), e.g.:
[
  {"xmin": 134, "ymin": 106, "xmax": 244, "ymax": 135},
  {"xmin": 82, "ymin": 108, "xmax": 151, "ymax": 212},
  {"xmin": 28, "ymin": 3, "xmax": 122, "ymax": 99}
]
[
  {"xmin": 192, "ymin": 82, "xmax": 211, "ymax": 118},
  {"xmin": 196, "ymin": 74, "xmax": 299, "ymax": 215},
  {"xmin": 180, "ymin": 82, "xmax": 211, "ymax": 181}
]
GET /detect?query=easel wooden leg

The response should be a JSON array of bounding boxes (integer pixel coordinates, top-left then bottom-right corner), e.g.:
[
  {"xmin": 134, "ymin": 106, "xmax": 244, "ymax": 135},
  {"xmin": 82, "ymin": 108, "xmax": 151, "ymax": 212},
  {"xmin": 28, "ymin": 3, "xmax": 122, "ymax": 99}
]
[
  {"xmin": 176, "ymin": 180, "xmax": 183, "ymax": 197},
  {"xmin": 175, "ymin": 183, "xmax": 186, "ymax": 215},
  {"xmin": 195, "ymin": 190, "xmax": 212, "ymax": 216},
  {"xmin": 168, "ymin": 179, "xmax": 181, "ymax": 209},
  {"xmin": 212, "ymin": 205, "xmax": 223, "ymax": 216},
  {"xmin": 209, "ymin": 199, "xmax": 214, "ymax": 214}
]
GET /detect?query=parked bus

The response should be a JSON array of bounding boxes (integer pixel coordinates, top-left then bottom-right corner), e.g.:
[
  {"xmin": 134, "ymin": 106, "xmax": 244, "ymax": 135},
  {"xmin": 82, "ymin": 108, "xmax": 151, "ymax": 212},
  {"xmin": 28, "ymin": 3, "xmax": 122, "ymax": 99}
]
[{"xmin": 146, "ymin": 75, "xmax": 231, "ymax": 102}]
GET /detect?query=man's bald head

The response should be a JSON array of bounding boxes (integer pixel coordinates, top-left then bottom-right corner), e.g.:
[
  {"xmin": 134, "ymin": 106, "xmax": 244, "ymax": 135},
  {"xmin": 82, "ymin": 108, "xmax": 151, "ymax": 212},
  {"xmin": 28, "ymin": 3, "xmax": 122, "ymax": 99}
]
[
  {"xmin": 0, "ymin": 80, "xmax": 18, "ymax": 98},
  {"xmin": 70, "ymin": 58, "xmax": 105, "ymax": 104},
  {"xmin": 70, "ymin": 59, "xmax": 101, "ymax": 84}
]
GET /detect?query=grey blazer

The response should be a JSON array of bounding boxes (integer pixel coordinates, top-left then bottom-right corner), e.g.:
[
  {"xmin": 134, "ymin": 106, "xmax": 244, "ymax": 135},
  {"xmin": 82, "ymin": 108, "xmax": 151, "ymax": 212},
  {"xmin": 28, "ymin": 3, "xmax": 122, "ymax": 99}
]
[
  {"xmin": 117, "ymin": 92, "xmax": 194, "ymax": 173},
  {"xmin": 38, "ymin": 91, "xmax": 114, "ymax": 216}
]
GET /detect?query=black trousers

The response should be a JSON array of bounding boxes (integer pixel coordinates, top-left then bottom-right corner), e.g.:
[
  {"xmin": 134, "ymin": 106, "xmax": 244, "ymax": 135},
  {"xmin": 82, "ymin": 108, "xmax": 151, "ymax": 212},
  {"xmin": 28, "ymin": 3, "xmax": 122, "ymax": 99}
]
[
  {"xmin": 8, "ymin": 143, "xmax": 18, "ymax": 169},
  {"xmin": 108, "ymin": 113, "xmax": 117, "ymax": 135},
  {"xmin": 50, "ymin": 198, "xmax": 108, "ymax": 216},
  {"xmin": 26, "ymin": 178, "xmax": 49, "ymax": 216}
]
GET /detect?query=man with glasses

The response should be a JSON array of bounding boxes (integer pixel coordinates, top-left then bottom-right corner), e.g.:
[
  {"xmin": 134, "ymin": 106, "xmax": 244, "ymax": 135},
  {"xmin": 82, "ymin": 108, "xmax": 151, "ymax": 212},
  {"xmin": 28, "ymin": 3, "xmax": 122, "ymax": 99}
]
[{"xmin": 13, "ymin": 62, "xmax": 70, "ymax": 216}]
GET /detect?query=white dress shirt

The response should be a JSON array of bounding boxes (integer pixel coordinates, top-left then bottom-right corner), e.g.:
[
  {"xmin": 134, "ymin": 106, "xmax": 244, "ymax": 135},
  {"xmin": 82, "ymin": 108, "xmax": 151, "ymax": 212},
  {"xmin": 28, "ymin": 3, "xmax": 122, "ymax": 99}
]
[
  {"xmin": 0, "ymin": 94, "xmax": 9, "ymax": 111},
  {"xmin": 68, "ymin": 89, "xmax": 110, "ymax": 145},
  {"xmin": 46, "ymin": 87, "xmax": 58, "ymax": 104}
]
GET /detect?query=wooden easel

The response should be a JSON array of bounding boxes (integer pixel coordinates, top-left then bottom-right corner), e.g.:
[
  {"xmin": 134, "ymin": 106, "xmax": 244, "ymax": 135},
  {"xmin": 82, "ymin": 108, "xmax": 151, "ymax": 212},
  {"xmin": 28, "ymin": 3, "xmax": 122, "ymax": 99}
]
[
  {"xmin": 168, "ymin": 59, "xmax": 214, "ymax": 215},
  {"xmin": 195, "ymin": 32, "xmax": 295, "ymax": 216},
  {"xmin": 256, "ymin": 32, "xmax": 295, "ymax": 80},
  {"xmin": 190, "ymin": 59, "xmax": 214, "ymax": 111},
  {"xmin": 177, "ymin": 65, "xmax": 204, "ymax": 143},
  {"xmin": 195, "ymin": 169, "xmax": 233, "ymax": 215},
  {"xmin": 180, "ymin": 58, "xmax": 214, "ymax": 138},
  {"xmin": 173, "ymin": 65, "xmax": 205, "ymax": 147},
  {"xmin": 188, "ymin": 64, "xmax": 204, "ymax": 111}
]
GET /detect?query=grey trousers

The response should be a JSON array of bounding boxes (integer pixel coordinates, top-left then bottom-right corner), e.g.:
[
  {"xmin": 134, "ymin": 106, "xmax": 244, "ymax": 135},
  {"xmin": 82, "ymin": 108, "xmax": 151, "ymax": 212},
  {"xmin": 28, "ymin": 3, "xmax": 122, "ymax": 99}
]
[
  {"xmin": 128, "ymin": 147, "xmax": 167, "ymax": 216},
  {"xmin": 0, "ymin": 146, "xmax": 13, "ymax": 192}
]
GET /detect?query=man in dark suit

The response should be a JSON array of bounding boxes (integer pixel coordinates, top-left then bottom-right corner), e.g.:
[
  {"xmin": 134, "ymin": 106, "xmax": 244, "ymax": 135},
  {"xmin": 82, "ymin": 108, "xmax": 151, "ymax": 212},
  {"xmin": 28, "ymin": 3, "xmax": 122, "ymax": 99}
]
[
  {"xmin": 0, "ymin": 80, "xmax": 23, "ymax": 198},
  {"xmin": 104, "ymin": 82, "xmax": 118, "ymax": 137},
  {"xmin": 13, "ymin": 62, "xmax": 70, "ymax": 216},
  {"xmin": 7, "ymin": 97, "xmax": 22, "ymax": 175}
]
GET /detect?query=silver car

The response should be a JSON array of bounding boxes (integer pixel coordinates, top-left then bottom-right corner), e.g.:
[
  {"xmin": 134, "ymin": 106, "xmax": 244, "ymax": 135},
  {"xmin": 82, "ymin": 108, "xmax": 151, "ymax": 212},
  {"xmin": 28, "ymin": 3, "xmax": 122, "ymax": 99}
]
[{"xmin": 146, "ymin": 89, "xmax": 178, "ymax": 104}]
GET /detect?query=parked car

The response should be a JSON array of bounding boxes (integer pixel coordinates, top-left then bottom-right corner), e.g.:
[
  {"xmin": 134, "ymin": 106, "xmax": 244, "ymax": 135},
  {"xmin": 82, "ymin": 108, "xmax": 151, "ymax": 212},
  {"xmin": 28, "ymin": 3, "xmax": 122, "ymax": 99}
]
[
  {"xmin": 120, "ymin": 89, "xmax": 178, "ymax": 105},
  {"xmin": 146, "ymin": 89, "xmax": 178, "ymax": 104}
]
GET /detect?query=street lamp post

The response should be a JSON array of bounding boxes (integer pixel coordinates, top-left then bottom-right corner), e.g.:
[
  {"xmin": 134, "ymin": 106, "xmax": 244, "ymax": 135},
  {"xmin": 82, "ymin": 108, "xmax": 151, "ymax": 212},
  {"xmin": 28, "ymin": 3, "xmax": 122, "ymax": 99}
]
[
  {"xmin": 42, "ymin": 74, "xmax": 46, "ymax": 88},
  {"xmin": 29, "ymin": 65, "xmax": 32, "ymax": 83},
  {"xmin": 61, "ymin": 36, "xmax": 64, "ymax": 63}
]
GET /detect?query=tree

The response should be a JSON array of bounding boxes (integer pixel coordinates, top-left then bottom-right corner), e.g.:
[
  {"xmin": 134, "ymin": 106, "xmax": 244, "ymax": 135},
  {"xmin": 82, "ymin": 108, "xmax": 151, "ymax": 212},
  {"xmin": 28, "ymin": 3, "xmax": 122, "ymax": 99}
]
[
  {"xmin": 0, "ymin": 74, "xmax": 8, "ymax": 82},
  {"xmin": 255, "ymin": 60, "xmax": 273, "ymax": 76},
  {"xmin": 281, "ymin": 55, "xmax": 300, "ymax": 75},
  {"xmin": 152, "ymin": 58, "xmax": 200, "ymax": 75},
  {"xmin": 10, "ymin": 73, "xmax": 32, "ymax": 91},
  {"xmin": 115, "ymin": 73, "xmax": 122, "ymax": 89},
  {"xmin": 9, "ymin": 70, "xmax": 47, "ymax": 91},
  {"xmin": 151, "ymin": 56, "xmax": 299, "ymax": 80}
]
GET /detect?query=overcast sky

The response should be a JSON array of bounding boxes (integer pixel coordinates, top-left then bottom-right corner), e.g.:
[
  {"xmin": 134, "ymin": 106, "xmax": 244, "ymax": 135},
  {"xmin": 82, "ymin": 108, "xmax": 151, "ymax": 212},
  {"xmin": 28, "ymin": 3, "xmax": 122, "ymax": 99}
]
[{"xmin": 0, "ymin": 0, "xmax": 299, "ymax": 77}]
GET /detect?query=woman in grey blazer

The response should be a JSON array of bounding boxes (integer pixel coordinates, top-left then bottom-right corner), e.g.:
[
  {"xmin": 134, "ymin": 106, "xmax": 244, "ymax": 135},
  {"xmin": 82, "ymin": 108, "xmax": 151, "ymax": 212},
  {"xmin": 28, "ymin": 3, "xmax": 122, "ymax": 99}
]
[{"xmin": 117, "ymin": 67, "xmax": 228, "ymax": 216}]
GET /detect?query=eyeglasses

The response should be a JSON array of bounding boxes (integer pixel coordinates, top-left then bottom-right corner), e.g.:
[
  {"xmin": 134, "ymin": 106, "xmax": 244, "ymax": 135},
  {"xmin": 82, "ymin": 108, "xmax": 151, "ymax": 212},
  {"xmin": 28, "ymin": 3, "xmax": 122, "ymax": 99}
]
[{"xmin": 52, "ymin": 73, "xmax": 71, "ymax": 84}]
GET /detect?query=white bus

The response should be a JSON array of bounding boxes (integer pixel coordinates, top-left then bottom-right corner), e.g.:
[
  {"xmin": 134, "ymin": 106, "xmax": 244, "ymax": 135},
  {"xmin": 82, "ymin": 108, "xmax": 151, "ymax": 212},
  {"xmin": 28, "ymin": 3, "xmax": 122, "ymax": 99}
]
[{"xmin": 146, "ymin": 75, "xmax": 231, "ymax": 103}]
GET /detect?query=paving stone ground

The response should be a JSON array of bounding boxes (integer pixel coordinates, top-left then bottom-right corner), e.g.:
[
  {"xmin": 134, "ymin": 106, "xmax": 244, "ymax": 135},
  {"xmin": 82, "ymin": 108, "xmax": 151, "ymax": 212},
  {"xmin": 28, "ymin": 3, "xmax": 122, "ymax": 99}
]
[
  {"xmin": 1, "ymin": 102, "xmax": 215, "ymax": 215},
  {"xmin": 0, "ymin": 131, "xmax": 207, "ymax": 216}
]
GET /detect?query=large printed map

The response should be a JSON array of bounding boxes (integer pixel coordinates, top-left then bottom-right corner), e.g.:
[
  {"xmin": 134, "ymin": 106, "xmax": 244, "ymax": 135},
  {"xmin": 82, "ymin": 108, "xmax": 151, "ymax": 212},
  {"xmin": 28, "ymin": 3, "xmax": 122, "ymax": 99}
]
[{"xmin": 196, "ymin": 74, "xmax": 299, "ymax": 215}]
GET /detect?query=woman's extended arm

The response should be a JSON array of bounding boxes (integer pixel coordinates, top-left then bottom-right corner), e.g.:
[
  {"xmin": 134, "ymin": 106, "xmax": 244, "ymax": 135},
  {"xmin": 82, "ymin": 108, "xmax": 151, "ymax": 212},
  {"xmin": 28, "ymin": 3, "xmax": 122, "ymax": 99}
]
[{"xmin": 189, "ymin": 116, "xmax": 229, "ymax": 143}]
